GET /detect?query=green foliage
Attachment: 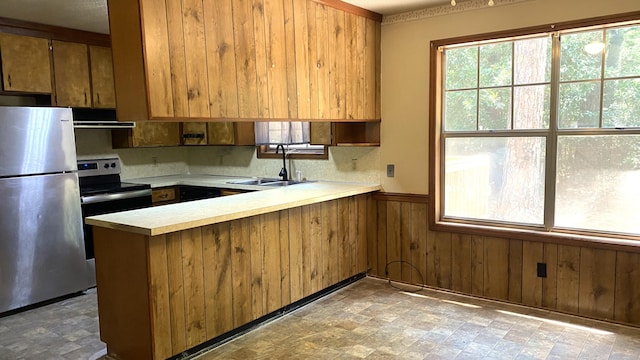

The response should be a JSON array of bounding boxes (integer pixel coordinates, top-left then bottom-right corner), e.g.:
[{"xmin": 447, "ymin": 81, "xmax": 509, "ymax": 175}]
[
  {"xmin": 480, "ymin": 42, "xmax": 512, "ymax": 87},
  {"xmin": 445, "ymin": 47, "xmax": 478, "ymax": 90}
]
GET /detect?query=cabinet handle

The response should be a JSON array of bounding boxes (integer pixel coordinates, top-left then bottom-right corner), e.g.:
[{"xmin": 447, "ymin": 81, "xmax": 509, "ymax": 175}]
[
  {"xmin": 84, "ymin": 92, "xmax": 88, "ymax": 105},
  {"xmin": 159, "ymin": 193, "xmax": 168, "ymax": 199},
  {"xmin": 183, "ymin": 133, "xmax": 205, "ymax": 139},
  {"xmin": 7, "ymin": 74, "xmax": 11, "ymax": 88},
  {"xmin": 96, "ymin": 93, "xmax": 100, "ymax": 105}
]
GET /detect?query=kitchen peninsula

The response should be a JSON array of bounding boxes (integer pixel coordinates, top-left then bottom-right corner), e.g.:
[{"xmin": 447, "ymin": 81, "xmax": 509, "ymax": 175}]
[{"xmin": 86, "ymin": 180, "xmax": 380, "ymax": 360}]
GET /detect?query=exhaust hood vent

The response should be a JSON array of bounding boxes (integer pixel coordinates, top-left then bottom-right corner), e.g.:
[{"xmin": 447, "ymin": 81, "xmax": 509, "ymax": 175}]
[{"xmin": 72, "ymin": 108, "xmax": 135, "ymax": 129}]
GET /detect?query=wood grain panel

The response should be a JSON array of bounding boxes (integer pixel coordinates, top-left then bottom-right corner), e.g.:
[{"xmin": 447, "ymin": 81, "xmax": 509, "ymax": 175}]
[
  {"xmin": 207, "ymin": 122, "xmax": 235, "ymax": 145},
  {"xmin": 264, "ymin": 0, "xmax": 289, "ymax": 118},
  {"xmin": 181, "ymin": 228, "xmax": 206, "ymax": 347},
  {"xmin": 293, "ymin": 0, "xmax": 311, "ymax": 118},
  {"xmin": 182, "ymin": 0, "xmax": 210, "ymax": 118},
  {"xmin": 261, "ymin": 212, "xmax": 282, "ymax": 313},
  {"xmin": 338, "ymin": 198, "xmax": 351, "ymax": 280},
  {"xmin": 557, "ymin": 245, "xmax": 580, "ymax": 313},
  {"xmin": 310, "ymin": 203, "xmax": 323, "ymax": 293},
  {"xmin": 363, "ymin": 18, "xmax": 376, "ymax": 119},
  {"xmin": 279, "ymin": 210, "xmax": 291, "ymax": 306},
  {"xmin": 522, "ymin": 241, "xmax": 543, "ymax": 307},
  {"xmin": 139, "ymin": 0, "xmax": 174, "ymax": 117},
  {"xmin": 508, "ymin": 239, "xmax": 523, "ymax": 303},
  {"xmin": 166, "ymin": 231, "xmax": 187, "ymax": 352},
  {"xmin": 147, "ymin": 235, "xmax": 172, "ymax": 359},
  {"xmin": 253, "ymin": 0, "xmax": 270, "ymax": 118},
  {"xmin": 315, "ymin": 3, "xmax": 330, "ymax": 119},
  {"xmin": 203, "ymin": 223, "xmax": 233, "ymax": 338},
  {"xmin": 289, "ymin": 207, "xmax": 304, "ymax": 302},
  {"xmin": 203, "ymin": 0, "xmax": 239, "ymax": 117},
  {"xmin": 542, "ymin": 244, "xmax": 558, "ymax": 309},
  {"xmin": 232, "ymin": 0, "xmax": 259, "ymax": 118},
  {"xmin": 470, "ymin": 236, "xmax": 484, "ymax": 296},
  {"xmin": 376, "ymin": 201, "xmax": 389, "ymax": 277},
  {"xmin": 400, "ymin": 202, "xmax": 412, "ymax": 283},
  {"xmin": 282, "ymin": 0, "xmax": 298, "ymax": 118},
  {"xmin": 579, "ymin": 248, "xmax": 616, "ymax": 320},
  {"xmin": 301, "ymin": 204, "xmax": 313, "ymax": 297},
  {"xmin": 306, "ymin": 1, "xmax": 320, "ymax": 119},
  {"xmin": 165, "ymin": 0, "xmax": 188, "ymax": 117},
  {"xmin": 451, "ymin": 233, "xmax": 471, "ymax": 293},
  {"xmin": 328, "ymin": 7, "xmax": 346, "ymax": 119},
  {"xmin": 386, "ymin": 201, "xmax": 402, "ymax": 281},
  {"xmin": 345, "ymin": 13, "xmax": 363, "ymax": 119},
  {"xmin": 367, "ymin": 194, "xmax": 379, "ymax": 275},
  {"xmin": 615, "ymin": 252, "xmax": 640, "ymax": 324},
  {"xmin": 249, "ymin": 216, "xmax": 264, "ymax": 319},
  {"xmin": 230, "ymin": 218, "xmax": 252, "ymax": 327},
  {"xmin": 52, "ymin": 40, "xmax": 91, "ymax": 107},
  {"xmin": 182, "ymin": 122, "xmax": 208, "ymax": 145},
  {"xmin": 483, "ymin": 236, "xmax": 509, "ymax": 300},
  {"xmin": 357, "ymin": 195, "xmax": 369, "ymax": 274},
  {"xmin": 433, "ymin": 231, "xmax": 452, "ymax": 289}
]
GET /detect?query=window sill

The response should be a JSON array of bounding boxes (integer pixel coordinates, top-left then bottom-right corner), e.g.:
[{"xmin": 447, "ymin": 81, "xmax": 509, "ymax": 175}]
[{"xmin": 431, "ymin": 220, "xmax": 640, "ymax": 253}]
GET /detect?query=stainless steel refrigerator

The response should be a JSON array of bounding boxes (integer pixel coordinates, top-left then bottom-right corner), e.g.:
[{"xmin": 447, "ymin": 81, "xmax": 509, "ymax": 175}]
[{"xmin": 0, "ymin": 106, "xmax": 87, "ymax": 313}]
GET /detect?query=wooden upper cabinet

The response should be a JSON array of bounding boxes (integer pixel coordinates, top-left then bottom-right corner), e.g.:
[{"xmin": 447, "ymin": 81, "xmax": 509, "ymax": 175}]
[
  {"xmin": 89, "ymin": 45, "xmax": 116, "ymax": 108},
  {"xmin": 107, "ymin": 0, "xmax": 381, "ymax": 122},
  {"xmin": 52, "ymin": 40, "xmax": 91, "ymax": 107},
  {"xmin": 112, "ymin": 122, "xmax": 181, "ymax": 148},
  {"xmin": 0, "ymin": 33, "xmax": 52, "ymax": 93}
]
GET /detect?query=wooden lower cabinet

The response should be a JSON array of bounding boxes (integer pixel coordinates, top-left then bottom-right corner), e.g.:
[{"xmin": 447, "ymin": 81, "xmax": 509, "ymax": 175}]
[{"xmin": 93, "ymin": 194, "xmax": 370, "ymax": 360}]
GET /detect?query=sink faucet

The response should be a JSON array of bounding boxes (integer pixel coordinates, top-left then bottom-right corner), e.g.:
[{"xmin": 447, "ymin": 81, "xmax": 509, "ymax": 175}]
[{"xmin": 275, "ymin": 144, "xmax": 288, "ymax": 181}]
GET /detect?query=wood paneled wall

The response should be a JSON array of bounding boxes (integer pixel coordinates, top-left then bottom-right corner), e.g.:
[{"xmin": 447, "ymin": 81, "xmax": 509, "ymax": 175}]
[
  {"xmin": 95, "ymin": 194, "xmax": 369, "ymax": 360},
  {"xmin": 367, "ymin": 195, "xmax": 640, "ymax": 327}
]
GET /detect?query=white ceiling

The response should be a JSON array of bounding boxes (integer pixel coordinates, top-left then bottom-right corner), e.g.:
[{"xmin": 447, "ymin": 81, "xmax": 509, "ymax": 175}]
[{"xmin": 0, "ymin": 0, "xmax": 450, "ymax": 34}]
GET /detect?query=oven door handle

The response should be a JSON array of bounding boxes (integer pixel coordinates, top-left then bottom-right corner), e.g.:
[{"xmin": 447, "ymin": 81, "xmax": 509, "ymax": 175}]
[{"xmin": 81, "ymin": 189, "xmax": 152, "ymax": 204}]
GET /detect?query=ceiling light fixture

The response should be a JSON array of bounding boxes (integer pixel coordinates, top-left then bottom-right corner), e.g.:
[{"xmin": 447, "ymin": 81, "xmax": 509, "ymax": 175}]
[
  {"xmin": 451, "ymin": 0, "xmax": 456, "ymax": 6},
  {"xmin": 488, "ymin": 0, "xmax": 495, "ymax": 5}
]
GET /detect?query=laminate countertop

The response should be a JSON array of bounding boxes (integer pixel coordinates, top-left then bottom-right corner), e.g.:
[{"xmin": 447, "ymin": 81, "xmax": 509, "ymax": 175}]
[{"xmin": 85, "ymin": 175, "xmax": 381, "ymax": 236}]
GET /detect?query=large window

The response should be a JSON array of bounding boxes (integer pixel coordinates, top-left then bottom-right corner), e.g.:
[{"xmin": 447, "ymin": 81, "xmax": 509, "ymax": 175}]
[{"xmin": 434, "ymin": 18, "xmax": 640, "ymax": 238}]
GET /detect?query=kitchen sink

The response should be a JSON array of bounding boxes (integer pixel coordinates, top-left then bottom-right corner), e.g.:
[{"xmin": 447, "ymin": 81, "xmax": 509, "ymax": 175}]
[{"xmin": 226, "ymin": 178, "xmax": 305, "ymax": 187}]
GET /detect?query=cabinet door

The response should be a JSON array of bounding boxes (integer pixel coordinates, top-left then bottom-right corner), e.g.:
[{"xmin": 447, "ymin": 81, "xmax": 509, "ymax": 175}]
[
  {"xmin": 182, "ymin": 123, "xmax": 208, "ymax": 145},
  {"xmin": 310, "ymin": 122, "xmax": 332, "ymax": 145},
  {"xmin": 89, "ymin": 45, "xmax": 116, "ymax": 108},
  {"xmin": 0, "ymin": 33, "xmax": 52, "ymax": 93},
  {"xmin": 52, "ymin": 40, "xmax": 91, "ymax": 107},
  {"xmin": 112, "ymin": 122, "xmax": 181, "ymax": 148},
  {"xmin": 207, "ymin": 122, "xmax": 235, "ymax": 145}
]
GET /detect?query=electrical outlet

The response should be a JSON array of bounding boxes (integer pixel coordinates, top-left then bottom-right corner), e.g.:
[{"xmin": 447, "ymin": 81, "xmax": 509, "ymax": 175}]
[
  {"xmin": 537, "ymin": 262, "xmax": 547, "ymax": 278},
  {"xmin": 152, "ymin": 156, "xmax": 158, "ymax": 167},
  {"xmin": 386, "ymin": 164, "xmax": 395, "ymax": 177}
]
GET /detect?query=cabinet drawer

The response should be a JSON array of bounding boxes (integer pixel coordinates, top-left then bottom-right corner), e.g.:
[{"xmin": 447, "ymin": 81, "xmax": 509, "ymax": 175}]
[{"xmin": 152, "ymin": 188, "xmax": 176, "ymax": 203}]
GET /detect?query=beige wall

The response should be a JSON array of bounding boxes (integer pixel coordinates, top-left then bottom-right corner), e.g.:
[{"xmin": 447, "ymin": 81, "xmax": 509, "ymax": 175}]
[{"xmin": 380, "ymin": 0, "xmax": 640, "ymax": 194}]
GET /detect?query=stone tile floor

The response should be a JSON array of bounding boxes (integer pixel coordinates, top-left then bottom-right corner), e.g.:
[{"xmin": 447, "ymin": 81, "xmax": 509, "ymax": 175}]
[{"xmin": 1, "ymin": 278, "xmax": 640, "ymax": 359}]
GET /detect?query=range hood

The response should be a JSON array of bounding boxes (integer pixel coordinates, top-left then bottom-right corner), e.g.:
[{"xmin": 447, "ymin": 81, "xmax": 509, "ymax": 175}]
[{"xmin": 72, "ymin": 108, "xmax": 135, "ymax": 129}]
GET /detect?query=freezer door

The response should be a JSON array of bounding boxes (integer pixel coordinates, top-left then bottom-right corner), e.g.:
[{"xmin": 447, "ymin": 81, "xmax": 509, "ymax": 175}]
[
  {"xmin": 0, "ymin": 173, "xmax": 87, "ymax": 313},
  {"xmin": 0, "ymin": 106, "xmax": 77, "ymax": 177}
]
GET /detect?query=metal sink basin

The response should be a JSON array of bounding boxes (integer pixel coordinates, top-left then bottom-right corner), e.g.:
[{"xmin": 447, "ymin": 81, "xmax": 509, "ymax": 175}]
[
  {"xmin": 226, "ymin": 178, "xmax": 281, "ymax": 186},
  {"xmin": 226, "ymin": 178, "xmax": 305, "ymax": 187}
]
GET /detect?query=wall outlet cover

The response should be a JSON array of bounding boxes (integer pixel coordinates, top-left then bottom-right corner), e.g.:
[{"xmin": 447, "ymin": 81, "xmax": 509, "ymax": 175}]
[
  {"xmin": 386, "ymin": 164, "xmax": 395, "ymax": 177},
  {"xmin": 537, "ymin": 262, "xmax": 547, "ymax": 278}
]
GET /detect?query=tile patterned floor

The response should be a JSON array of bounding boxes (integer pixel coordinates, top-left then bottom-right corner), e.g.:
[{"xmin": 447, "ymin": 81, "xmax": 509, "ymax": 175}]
[
  {"xmin": 1, "ymin": 278, "xmax": 640, "ymax": 360},
  {"xmin": 194, "ymin": 278, "xmax": 640, "ymax": 360},
  {"xmin": 0, "ymin": 289, "xmax": 105, "ymax": 360}
]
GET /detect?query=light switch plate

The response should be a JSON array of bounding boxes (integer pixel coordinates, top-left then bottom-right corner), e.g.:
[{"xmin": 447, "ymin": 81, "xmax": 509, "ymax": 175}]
[{"xmin": 386, "ymin": 164, "xmax": 395, "ymax": 177}]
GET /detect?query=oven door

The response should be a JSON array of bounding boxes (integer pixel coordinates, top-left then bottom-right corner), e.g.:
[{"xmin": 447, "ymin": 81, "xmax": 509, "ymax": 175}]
[{"xmin": 81, "ymin": 189, "xmax": 152, "ymax": 287}]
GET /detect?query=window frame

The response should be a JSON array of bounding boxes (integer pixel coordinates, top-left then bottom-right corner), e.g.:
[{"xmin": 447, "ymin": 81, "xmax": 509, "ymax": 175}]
[
  {"xmin": 429, "ymin": 11, "xmax": 640, "ymax": 248},
  {"xmin": 256, "ymin": 143, "xmax": 329, "ymax": 160}
]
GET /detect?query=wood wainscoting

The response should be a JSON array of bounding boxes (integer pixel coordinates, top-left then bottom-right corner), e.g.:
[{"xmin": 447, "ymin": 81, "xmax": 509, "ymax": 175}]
[{"xmin": 367, "ymin": 193, "xmax": 640, "ymax": 327}]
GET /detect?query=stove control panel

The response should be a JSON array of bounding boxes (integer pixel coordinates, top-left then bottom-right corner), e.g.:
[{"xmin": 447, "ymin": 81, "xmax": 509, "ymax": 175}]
[{"xmin": 77, "ymin": 158, "xmax": 121, "ymax": 177}]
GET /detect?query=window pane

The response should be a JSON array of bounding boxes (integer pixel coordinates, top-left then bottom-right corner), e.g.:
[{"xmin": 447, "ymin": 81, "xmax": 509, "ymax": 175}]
[
  {"xmin": 605, "ymin": 25, "xmax": 640, "ymax": 78},
  {"xmin": 445, "ymin": 47, "xmax": 478, "ymax": 90},
  {"xmin": 603, "ymin": 79, "xmax": 640, "ymax": 128},
  {"xmin": 479, "ymin": 43, "xmax": 512, "ymax": 87},
  {"xmin": 444, "ymin": 137, "xmax": 545, "ymax": 225},
  {"xmin": 479, "ymin": 87, "xmax": 511, "ymax": 130},
  {"xmin": 444, "ymin": 90, "xmax": 477, "ymax": 131},
  {"xmin": 556, "ymin": 135, "xmax": 640, "ymax": 234},
  {"xmin": 514, "ymin": 85, "xmax": 550, "ymax": 129},
  {"xmin": 514, "ymin": 37, "xmax": 551, "ymax": 85},
  {"xmin": 560, "ymin": 30, "xmax": 604, "ymax": 81},
  {"xmin": 558, "ymin": 81, "xmax": 601, "ymax": 128}
]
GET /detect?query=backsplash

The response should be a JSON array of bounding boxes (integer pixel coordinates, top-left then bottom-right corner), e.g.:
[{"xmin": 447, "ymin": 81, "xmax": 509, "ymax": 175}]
[{"xmin": 74, "ymin": 128, "xmax": 381, "ymax": 184}]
